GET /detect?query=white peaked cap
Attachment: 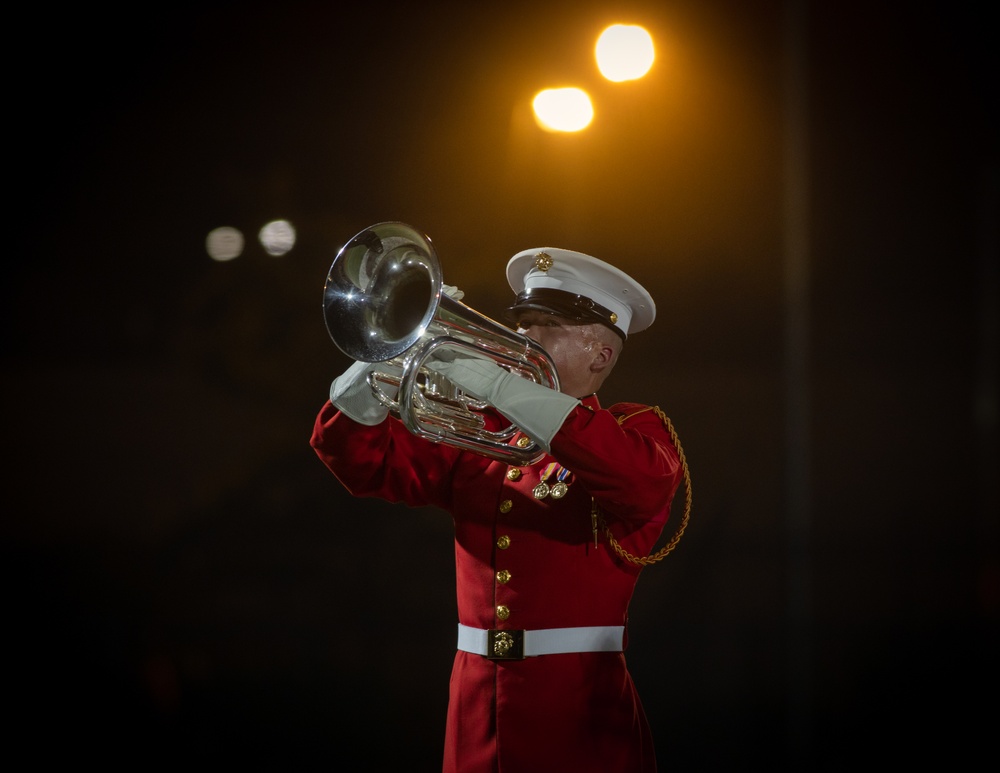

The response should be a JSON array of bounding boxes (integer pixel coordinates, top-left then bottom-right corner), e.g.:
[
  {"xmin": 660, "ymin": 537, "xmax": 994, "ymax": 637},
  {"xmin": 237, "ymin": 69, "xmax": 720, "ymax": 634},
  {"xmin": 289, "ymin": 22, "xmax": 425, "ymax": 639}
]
[{"xmin": 505, "ymin": 247, "xmax": 656, "ymax": 338}]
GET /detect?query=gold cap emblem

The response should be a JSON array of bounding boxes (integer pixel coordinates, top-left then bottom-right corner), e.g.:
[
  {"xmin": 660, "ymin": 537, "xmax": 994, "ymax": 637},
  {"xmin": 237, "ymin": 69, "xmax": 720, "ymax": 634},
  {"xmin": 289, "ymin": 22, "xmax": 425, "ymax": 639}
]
[
  {"xmin": 533, "ymin": 252, "xmax": 554, "ymax": 272},
  {"xmin": 609, "ymin": 312, "xmax": 618, "ymax": 324}
]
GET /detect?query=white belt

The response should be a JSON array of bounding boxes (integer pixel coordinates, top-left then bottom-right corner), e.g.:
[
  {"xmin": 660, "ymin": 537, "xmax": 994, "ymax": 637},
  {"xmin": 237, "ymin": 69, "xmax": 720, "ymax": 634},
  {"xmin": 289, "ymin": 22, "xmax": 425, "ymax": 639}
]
[{"xmin": 457, "ymin": 623, "xmax": 624, "ymax": 660}]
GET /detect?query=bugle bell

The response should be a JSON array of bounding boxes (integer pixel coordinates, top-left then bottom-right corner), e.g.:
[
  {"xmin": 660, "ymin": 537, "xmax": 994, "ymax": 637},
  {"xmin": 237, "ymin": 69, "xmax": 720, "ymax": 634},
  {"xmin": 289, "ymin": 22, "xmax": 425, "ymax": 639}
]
[{"xmin": 322, "ymin": 221, "xmax": 560, "ymax": 464}]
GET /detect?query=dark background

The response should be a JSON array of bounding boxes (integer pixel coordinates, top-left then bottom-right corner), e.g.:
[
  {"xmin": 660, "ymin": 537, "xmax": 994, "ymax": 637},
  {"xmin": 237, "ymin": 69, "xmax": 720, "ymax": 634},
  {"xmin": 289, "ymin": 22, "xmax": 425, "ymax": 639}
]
[{"xmin": 5, "ymin": 1, "xmax": 996, "ymax": 769}]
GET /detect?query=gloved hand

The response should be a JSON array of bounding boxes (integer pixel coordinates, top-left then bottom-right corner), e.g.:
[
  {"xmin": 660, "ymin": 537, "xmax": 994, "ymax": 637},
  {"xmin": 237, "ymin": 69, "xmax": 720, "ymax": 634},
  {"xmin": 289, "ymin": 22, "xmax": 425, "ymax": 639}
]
[
  {"xmin": 426, "ymin": 357, "xmax": 579, "ymax": 453},
  {"xmin": 331, "ymin": 284, "xmax": 463, "ymax": 426},
  {"xmin": 442, "ymin": 284, "xmax": 464, "ymax": 301},
  {"xmin": 329, "ymin": 359, "xmax": 402, "ymax": 425}
]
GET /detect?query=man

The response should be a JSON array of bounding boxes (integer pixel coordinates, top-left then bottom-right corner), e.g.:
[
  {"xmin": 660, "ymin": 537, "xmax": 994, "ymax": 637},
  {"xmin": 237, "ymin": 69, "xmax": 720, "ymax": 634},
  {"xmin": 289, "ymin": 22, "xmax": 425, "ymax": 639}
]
[{"xmin": 311, "ymin": 243, "xmax": 687, "ymax": 772}]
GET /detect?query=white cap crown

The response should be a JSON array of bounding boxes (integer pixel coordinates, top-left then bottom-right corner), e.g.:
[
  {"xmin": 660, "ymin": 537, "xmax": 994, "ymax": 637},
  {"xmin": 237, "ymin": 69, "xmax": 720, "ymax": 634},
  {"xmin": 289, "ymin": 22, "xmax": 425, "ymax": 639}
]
[{"xmin": 506, "ymin": 248, "xmax": 655, "ymax": 337}]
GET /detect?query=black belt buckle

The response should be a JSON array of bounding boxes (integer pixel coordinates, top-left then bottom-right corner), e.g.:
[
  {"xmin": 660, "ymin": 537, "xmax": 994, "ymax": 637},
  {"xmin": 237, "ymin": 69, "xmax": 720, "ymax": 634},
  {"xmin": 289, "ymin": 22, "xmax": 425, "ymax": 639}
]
[{"xmin": 486, "ymin": 629, "xmax": 524, "ymax": 660}]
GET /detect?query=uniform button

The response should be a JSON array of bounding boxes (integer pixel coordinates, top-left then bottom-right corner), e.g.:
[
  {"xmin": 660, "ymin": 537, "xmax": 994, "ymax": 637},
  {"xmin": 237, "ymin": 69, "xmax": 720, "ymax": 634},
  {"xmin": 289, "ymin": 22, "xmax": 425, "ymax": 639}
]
[
  {"xmin": 496, "ymin": 534, "xmax": 511, "ymax": 550},
  {"xmin": 516, "ymin": 436, "xmax": 531, "ymax": 448},
  {"xmin": 506, "ymin": 468, "xmax": 522, "ymax": 481},
  {"xmin": 499, "ymin": 499, "xmax": 513, "ymax": 514},
  {"xmin": 496, "ymin": 605, "xmax": 510, "ymax": 620},
  {"xmin": 496, "ymin": 569, "xmax": 511, "ymax": 584}
]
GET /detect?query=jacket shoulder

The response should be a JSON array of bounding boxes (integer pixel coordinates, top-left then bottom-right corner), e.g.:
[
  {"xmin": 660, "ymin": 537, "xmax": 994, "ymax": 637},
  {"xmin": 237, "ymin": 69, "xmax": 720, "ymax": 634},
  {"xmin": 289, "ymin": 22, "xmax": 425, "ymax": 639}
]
[
  {"xmin": 608, "ymin": 401, "xmax": 656, "ymax": 421},
  {"xmin": 608, "ymin": 403, "xmax": 678, "ymax": 452}
]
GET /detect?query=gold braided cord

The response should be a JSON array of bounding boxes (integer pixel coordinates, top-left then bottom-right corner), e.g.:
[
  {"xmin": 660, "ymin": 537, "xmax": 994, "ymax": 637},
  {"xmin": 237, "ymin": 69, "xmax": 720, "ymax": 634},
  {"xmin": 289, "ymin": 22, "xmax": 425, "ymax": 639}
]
[{"xmin": 597, "ymin": 406, "xmax": 692, "ymax": 566}]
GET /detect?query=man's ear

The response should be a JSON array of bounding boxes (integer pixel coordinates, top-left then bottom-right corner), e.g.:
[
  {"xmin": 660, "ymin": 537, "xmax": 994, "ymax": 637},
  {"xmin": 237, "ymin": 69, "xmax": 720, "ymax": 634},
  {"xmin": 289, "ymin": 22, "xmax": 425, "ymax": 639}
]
[{"xmin": 590, "ymin": 342, "xmax": 615, "ymax": 373}]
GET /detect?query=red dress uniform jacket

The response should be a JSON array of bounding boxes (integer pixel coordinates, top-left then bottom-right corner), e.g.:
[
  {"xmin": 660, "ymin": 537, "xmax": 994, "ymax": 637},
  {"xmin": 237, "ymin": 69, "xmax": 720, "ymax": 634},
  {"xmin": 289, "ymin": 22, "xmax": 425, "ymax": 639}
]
[{"xmin": 310, "ymin": 394, "xmax": 683, "ymax": 773}]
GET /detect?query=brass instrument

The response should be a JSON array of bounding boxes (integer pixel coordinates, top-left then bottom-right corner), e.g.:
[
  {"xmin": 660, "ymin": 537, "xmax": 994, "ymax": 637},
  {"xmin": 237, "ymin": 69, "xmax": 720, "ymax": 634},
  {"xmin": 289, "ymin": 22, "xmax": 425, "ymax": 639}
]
[{"xmin": 322, "ymin": 222, "xmax": 560, "ymax": 464}]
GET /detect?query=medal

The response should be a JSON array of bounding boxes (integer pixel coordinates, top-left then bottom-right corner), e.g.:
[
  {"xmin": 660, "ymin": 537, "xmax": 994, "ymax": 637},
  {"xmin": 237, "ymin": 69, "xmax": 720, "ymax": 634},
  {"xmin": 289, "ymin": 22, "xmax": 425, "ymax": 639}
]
[
  {"xmin": 534, "ymin": 464, "xmax": 572, "ymax": 500},
  {"xmin": 533, "ymin": 463, "xmax": 557, "ymax": 499},
  {"xmin": 549, "ymin": 467, "xmax": 571, "ymax": 499}
]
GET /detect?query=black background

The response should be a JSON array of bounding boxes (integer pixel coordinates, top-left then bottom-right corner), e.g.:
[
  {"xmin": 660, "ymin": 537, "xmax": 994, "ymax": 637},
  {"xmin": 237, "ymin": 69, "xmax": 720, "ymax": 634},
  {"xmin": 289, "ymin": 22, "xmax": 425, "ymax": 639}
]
[{"xmin": 5, "ymin": 1, "xmax": 996, "ymax": 769}]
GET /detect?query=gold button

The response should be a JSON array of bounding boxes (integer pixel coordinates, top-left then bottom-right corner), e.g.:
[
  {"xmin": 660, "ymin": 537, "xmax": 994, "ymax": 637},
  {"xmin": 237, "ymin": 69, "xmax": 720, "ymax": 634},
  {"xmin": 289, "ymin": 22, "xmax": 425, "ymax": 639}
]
[
  {"xmin": 516, "ymin": 436, "xmax": 531, "ymax": 448},
  {"xmin": 496, "ymin": 605, "xmax": 510, "ymax": 620},
  {"xmin": 499, "ymin": 499, "xmax": 513, "ymax": 513},
  {"xmin": 497, "ymin": 534, "xmax": 511, "ymax": 550},
  {"xmin": 496, "ymin": 569, "xmax": 511, "ymax": 584},
  {"xmin": 506, "ymin": 468, "xmax": 522, "ymax": 481}
]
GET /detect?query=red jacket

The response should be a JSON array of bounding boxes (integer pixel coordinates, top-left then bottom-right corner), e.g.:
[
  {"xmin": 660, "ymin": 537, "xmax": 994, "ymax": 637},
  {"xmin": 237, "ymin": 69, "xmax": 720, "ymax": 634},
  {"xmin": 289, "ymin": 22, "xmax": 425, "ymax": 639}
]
[{"xmin": 310, "ymin": 394, "xmax": 683, "ymax": 772}]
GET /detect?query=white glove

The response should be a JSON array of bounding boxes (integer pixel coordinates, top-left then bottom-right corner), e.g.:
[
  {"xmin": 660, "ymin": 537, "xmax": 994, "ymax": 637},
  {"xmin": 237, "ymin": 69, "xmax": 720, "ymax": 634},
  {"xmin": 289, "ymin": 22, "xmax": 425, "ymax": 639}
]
[
  {"xmin": 426, "ymin": 357, "xmax": 579, "ymax": 453},
  {"xmin": 329, "ymin": 359, "xmax": 401, "ymax": 425}
]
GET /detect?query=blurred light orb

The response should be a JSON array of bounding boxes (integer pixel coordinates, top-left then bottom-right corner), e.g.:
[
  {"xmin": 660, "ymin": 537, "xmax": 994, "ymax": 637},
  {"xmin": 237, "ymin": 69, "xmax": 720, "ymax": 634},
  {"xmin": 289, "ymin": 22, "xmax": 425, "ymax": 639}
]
[
  {"xmin": 259, "ymin": 219, "xmax": 296, "ymax": 256},
  {"xmin": 532, "ymin": 88, "xmax": 594, "ymax": 132},
  {"xmin": 206, "ymin": 226, "xmax": 244, "ymax": 262},
  {"xmin": 596, "ymin": 24, "xmax": 655, "ymax": 82}
]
